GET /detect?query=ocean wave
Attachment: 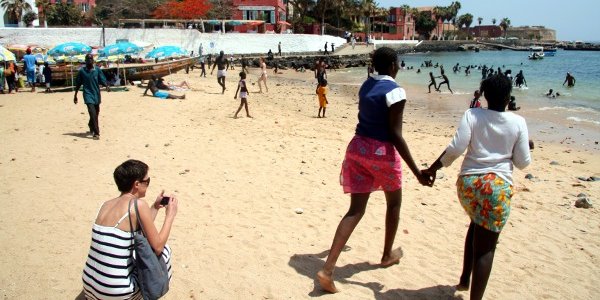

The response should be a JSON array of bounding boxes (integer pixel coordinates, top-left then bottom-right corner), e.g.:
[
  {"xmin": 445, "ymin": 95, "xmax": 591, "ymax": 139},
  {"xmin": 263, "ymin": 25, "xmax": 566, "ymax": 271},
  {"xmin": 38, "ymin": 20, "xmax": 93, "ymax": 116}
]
[
  {"xmin": 539, "ymin": 106, "xmax": 599, "ymax": 113},
  {"xmin": 567, "ymin": 117, "xmax": 600, "ymax": 125}
]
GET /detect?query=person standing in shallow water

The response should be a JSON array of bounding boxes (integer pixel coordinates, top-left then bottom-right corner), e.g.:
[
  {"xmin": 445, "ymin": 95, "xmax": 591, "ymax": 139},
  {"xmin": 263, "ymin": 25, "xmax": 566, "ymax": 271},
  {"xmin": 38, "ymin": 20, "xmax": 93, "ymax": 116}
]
[
  {"xmin": 563, "ymin": 72, "xmax": 575, "ymax": 87},
  {"xmin": 316, "ymin": 47, "xmax": 433, "ymax": 294},
  {"xmin": 211, "ymin": 51, "xmax": 229, "ymax": 94}
]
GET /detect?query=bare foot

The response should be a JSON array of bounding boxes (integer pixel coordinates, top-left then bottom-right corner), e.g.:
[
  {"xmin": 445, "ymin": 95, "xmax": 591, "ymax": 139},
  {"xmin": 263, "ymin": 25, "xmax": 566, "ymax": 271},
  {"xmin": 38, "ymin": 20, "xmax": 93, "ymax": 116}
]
[
  {"xmin": 233, "ymin": 116, "xmax": 238, "ymax": 119},
  {"xmin": 380, "ymin": 255, "xmax": 400, "ymax": 268},
  {"xmin": 456, "ymin": 283, "xmax": 469, "ymax": 291},
  {"xmin": 246, "ymin": 115, "xmax": 253, "ymax": 118},
  {"xmin": 317, "ymin": 270, "xmax": 338, "ymax": 293},
  {"xmin": 381, "ymin": 248, "xmax": 403, "ymax": 268}
]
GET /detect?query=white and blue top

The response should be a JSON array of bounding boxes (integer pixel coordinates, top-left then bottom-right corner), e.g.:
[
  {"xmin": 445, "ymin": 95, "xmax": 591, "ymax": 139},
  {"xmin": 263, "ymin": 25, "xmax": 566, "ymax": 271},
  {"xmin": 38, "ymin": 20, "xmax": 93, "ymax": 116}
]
[{"xmin": 355, "ymin": 75, "xmax": 407, "ymax": 142}]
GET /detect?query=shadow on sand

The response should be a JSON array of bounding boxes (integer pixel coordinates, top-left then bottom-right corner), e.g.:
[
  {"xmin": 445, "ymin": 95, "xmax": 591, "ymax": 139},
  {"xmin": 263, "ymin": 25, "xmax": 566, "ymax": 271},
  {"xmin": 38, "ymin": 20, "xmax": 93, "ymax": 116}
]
[
  {"xmin": 288, "ymin": 250, "xmax": 462, "ymax": 299},
  {"xmin": 63, "ymin": 132, "xmax": 93, "ymax": 139}
]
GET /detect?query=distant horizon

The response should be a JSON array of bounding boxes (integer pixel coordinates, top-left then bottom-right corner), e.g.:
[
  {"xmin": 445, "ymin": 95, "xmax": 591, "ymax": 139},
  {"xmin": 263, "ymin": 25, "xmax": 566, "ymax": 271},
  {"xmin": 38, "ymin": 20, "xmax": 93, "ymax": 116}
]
[{"xmin": 377, "ymin": 0, "xmax": 598, "ymax": 42}]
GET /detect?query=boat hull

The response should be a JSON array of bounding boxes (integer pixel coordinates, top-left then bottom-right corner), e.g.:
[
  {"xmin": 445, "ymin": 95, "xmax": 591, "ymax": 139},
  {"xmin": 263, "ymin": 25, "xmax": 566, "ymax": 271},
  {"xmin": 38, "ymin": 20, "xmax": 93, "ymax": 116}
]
[{"xmin": 50, "ymin": 57, "xmax": 196, "ymax": 83}]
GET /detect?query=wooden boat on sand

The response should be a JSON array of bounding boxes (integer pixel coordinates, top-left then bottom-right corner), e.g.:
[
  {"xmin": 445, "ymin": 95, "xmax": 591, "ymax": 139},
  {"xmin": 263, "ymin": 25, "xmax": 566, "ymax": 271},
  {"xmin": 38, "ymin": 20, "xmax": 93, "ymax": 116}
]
[{"xmin": 50, "ymin": 57, "xmax": 196, "ymax": 83}]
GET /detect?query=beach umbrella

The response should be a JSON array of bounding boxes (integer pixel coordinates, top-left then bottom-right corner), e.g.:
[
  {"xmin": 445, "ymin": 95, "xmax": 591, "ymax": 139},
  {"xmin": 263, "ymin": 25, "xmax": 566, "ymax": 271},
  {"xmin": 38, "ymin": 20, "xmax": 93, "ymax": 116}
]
[
  {"xmin": 47, "ymin": 42, "xmax": 92, "ymax": 57},
  {"xmin": 99, "ymin": 42, "xmax": 142, "ymax": 57},
  {"xmin": 0, "ymin": 45, "xmax": 17, "ymax": 61},
  {"xmin": 227, "ymin": 20, "xmax": 243, "ymax": 26},
  {"xmin": 145, "ymin": 46, "xmax": 188, "ymax": 60},
  {"xmin": 48, "ymin": 43, "xmax": 91, "ymax": 90}
]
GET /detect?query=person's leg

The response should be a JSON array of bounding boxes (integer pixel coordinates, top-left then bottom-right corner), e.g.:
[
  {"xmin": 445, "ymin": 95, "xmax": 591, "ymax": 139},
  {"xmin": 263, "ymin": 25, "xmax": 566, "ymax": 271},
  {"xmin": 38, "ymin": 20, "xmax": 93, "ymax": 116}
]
[
  {"xmin": 448, "ymin": 83, "xmax": 454, "ymax": 94},
  {"xmin": 317, "ymin": 193, "xmax": 370, "ymax": 293},
  {"xmin": 258, "ymin": 76, "xmax": 264, "ymax": 93},
  {"xmin": 457, "ymin": 222, "xmax": 475, "ymax": 290},
  {"xmin": 322, "ymin": 107, "xmax": 326, "ymax": 118},
  {"xmin": 428, "ymin": 83, "xmax": 434, "ymax": 93},
  {"xmin": 243, "ymin": 99, "xmax": 251, "ymax": 117},
  {"xmin": 234, "ymin": 100, "xmax": 244, "ymax": 118},
  {"xmin": 220, "ymin": 76, "xmax": 226, "ymax": 93},
  {"xmin": 86, "ymin": 104, "xmax": 100, "ymax": 137},
  {"xmin": 381, "ymin": 189, "xmax": 402, "ymax": 266},
  {"xmin": 469, "ymin": 225, "xmax": 500, "ymax": 300},
  {"xmin": 318, "ymin": 107, "xmax": 322, "ymax": 117}
]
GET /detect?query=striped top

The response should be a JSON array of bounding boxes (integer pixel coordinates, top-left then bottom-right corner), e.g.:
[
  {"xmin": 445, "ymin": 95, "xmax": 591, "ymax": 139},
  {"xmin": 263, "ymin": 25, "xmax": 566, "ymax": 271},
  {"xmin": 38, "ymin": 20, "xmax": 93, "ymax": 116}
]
[{"xmin": 82, "ymin": 210, "xmax": 173, "ymax": 299}]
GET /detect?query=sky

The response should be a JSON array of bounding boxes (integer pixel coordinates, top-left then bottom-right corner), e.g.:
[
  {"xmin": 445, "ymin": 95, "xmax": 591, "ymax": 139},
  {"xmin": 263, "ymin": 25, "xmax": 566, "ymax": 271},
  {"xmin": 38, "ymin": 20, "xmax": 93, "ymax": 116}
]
[{"xmin": 377, "ymin": 0, "xmax": 598, "ymax": 42}]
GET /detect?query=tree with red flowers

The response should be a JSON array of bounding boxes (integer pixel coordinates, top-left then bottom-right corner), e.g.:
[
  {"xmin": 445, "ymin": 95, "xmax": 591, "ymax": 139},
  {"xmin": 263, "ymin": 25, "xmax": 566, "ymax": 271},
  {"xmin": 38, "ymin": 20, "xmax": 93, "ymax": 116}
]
[{"xmin": 153, "ymin": 0, "xmax": 212, "ymax": 19}]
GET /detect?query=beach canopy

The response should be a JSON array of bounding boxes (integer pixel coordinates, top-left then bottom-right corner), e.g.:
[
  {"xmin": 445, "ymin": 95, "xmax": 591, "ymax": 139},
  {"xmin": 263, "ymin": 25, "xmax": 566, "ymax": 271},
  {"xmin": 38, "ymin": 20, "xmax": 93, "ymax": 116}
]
[
  {"xmin": 0, "ymin": 45, "xmax": 16, "ymax": 61},
  {"xmin": 99, "ymin": 42, "xmax": 142, "ymax": 57},
  {"xmin": 48, "ymin": 42, "xmax": 92, "ymax": 57},
  {"xmin": 145, "ymin": 45, "xmax": 188, "ymax": 59}
]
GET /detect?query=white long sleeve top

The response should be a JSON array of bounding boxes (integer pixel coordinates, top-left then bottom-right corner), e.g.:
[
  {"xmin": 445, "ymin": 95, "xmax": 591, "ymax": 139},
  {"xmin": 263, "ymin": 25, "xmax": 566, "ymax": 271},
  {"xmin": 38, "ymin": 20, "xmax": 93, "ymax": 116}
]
[{"xmin": 440, "ymin": 108, "xmax": 531, "ymax": 185}]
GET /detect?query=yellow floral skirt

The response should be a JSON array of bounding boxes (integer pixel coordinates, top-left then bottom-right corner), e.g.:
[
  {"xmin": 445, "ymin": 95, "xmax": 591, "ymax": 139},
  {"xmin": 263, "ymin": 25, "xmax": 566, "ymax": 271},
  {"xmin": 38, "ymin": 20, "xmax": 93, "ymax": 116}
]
[{"xmin": 457, "ymin": 173, "xmax": 513, "ymax": 233}]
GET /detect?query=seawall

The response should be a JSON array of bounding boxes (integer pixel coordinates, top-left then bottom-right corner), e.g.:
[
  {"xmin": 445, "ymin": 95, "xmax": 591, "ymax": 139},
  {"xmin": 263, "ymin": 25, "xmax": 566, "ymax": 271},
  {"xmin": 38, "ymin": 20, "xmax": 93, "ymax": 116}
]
[{"xmin": 0, "ymin": 28, "xmax": 346, "ymax": 55}]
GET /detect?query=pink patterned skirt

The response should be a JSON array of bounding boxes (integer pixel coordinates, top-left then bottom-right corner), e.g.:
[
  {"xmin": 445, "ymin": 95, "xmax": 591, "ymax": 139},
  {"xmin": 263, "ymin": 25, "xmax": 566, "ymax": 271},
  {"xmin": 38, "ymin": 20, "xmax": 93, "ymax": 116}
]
[{"xmin": 340, "ymin": 135, "xmax": 403, "ymax": 194}]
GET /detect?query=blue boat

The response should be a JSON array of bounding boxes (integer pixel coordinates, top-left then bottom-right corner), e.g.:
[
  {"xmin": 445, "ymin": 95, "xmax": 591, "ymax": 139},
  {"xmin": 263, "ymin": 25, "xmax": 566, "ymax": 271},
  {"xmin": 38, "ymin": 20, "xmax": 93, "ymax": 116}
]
[{"xmin": 544, "ymin": 47, "xmax": 557, "ymax": 57}]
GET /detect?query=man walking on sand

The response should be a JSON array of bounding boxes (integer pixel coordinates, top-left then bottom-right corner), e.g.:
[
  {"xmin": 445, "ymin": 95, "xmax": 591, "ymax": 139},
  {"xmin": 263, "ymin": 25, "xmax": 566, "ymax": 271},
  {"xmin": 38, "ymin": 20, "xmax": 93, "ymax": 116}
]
[
  {"xmin": 211, "ymin": 50, "xmax": 230, "ymax": 94},
  {"xmin": 74, "ymin": 54, "xmax": 110, "ymax": 140}
]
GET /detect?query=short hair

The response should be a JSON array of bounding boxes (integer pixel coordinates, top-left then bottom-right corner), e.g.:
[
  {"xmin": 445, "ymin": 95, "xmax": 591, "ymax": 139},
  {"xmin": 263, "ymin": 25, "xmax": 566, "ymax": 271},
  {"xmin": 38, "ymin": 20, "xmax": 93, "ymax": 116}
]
[
  {"xmin": 26, "ymin": 48, "xmax": 32, "ymax": 54},
  {"xmin": 480, "ymin": 74, "xmax": 512, "ymax": 106},
  {"xmin": 371, "ymin": 47, "xmax": 398, "ymax": 74},
  {"xmin": 239, "ymin": 71, "xmax": 246, "ymax": 79},
  {"xmin": 113, "ymin": 159, "xmax": 148, "ymax": 192},
  {"xmin": 320, "ymin": 79, "xmax": 328, "ymax": 86}
]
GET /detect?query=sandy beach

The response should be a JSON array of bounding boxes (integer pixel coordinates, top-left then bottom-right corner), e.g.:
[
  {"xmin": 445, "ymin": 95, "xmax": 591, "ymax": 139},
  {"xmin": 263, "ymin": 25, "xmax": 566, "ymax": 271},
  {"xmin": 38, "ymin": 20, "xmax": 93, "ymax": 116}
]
[{"xmin": 0, "ymin": 64, "xmax": 598, "ymax": 299}]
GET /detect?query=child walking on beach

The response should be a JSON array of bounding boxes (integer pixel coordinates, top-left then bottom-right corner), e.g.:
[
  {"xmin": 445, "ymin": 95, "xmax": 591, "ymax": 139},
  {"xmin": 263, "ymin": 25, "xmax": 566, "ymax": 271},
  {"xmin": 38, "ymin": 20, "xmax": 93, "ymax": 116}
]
[
  {"xmin": 316, "ymin": 47, "xmax": 433, "ymax": 293},
  {"xmin": 424, "ymin": 74, "xmax": 531, "ymax": 300},
  {"xmin": 316, "ymin": 79, "xmax": 328, "ymax": 118},
  {"xmin": 234, "ymin": 72, "xmax": 251, "ymax": 119}
]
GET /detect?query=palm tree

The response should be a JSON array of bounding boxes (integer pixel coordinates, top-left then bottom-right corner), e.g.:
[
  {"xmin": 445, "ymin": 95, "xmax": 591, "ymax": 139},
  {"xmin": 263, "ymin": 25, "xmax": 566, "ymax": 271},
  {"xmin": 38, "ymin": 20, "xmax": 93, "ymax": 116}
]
[
  {"xmin": 432, "ymin": 6, "xmax": 444, "ymax": 39},
  {"xmin": 492, "ymin": 18, "xmax": 497, "ymax": 25},
  {"xmin": 462, "ymin": 13, "xmax": 473, "ymax": 39},
  {"xmin": 359, "ymin": 0, "xmax": 377, "ymax": 37},
  {"xmin": 0, "ymin": 0, "xmax": 33, "ymax": 26},
  {"xmin": 35, "ymin": 0, "xmax": 50, "ymax": 27},
  {"xmin": 477, "ymin": 17, "xmax": 483, "ymax": 26},
  {"xmin": 499, "ymin": 17, "xmax": 511, "ymax": 38}
]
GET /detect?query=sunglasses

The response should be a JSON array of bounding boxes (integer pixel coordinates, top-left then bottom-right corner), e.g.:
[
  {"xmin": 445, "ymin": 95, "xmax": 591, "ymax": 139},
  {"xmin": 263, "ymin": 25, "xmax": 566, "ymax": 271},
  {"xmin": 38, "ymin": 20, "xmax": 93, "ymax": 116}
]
[{"xmin": 140, "ymin": 177, "xmax": 151, "ymax": 186}]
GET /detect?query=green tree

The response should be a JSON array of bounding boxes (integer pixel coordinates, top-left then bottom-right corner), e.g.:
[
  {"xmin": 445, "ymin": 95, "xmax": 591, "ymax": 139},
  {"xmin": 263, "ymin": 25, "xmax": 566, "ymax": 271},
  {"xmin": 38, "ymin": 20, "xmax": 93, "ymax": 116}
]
[
  {"xmin": 314, "ymin": 0, "xmax": 335, "ymax": 35},
  {"xmin": 414, "ymin": 10, "xmax": 437, "ymax": 40},
  {"xmin": 35, "ymin": 0, "xmax": 50, "ymax": 27},
  {"xmin": 477, "ymin": 16, "xmax": 483, "ymax": 26},
  {"xmin": 499, "ymin": 17, "xmax": 510, "ymax": 38},
  {"xmin": 0, "ymin": 0, "xmax": 33, "ymax": 26},
  {"xmin": 207, "ymin": 0, "xmax": 234, "ymax": 20},
  {"xmin": 46, "ymin": 3, "xmax": 83, "ymax": 26},
  {"xmin": 94, "ymin": 0, "xmax": 165, "ymax": 26},
  {"xmin": 492, "ymin": 18, "xmax": 497, "ymax": 25},
  {"xmin": 22, "ymin": 10, "xmax": 37, "ymax": 27}
]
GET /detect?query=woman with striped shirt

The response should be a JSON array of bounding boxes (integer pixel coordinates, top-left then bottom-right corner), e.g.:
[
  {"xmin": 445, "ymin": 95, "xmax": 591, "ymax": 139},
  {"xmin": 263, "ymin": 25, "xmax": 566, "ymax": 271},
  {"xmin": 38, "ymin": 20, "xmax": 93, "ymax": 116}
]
[{"xmin": 82, "ymin": 160, "xmax": 178, "ymax": 299}]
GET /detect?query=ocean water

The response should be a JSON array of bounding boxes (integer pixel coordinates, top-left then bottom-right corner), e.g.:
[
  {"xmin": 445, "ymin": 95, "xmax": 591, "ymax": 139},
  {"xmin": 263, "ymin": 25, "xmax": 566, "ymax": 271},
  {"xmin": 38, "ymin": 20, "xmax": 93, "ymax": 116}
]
[{"xmin": 337, "ymin": 49, "xmax": 600, "ymax": 128}]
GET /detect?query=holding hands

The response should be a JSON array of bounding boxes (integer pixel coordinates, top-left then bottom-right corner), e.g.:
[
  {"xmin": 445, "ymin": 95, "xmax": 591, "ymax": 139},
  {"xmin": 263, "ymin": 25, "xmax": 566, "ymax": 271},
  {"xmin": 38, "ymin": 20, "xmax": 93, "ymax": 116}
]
[{"xmin": 417, "ymin": 169, "xmax": 435, "ymax": 187}]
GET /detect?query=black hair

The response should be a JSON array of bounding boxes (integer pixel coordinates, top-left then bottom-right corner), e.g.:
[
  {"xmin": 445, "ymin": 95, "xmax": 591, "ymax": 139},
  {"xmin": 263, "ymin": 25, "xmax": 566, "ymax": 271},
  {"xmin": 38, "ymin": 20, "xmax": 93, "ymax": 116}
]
[
  {"xmin": 320, "ymin": 79, "xmax": 328, "ymax": 86},
  {"xmin": 239, "ymin": 71, "xmax": 246, "ymax": 79},
  {"xmin": 113, "ymin": 159, "xmax": 148, "ymax": 192},
  {"xmin": 371, "ymin": 47, "xmax": 398, "ymax": 75},
  {"xmin": 480, "ymin": 74, "xmax": 512, "ymax": 107}
]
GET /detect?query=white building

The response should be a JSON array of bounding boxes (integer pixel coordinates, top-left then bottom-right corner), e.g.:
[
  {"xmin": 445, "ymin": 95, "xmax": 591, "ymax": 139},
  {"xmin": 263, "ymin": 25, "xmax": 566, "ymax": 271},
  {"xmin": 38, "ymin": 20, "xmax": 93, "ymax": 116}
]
[{"xmin": 1, "ymin": 0, "xmax": 40, "ymax": 28}]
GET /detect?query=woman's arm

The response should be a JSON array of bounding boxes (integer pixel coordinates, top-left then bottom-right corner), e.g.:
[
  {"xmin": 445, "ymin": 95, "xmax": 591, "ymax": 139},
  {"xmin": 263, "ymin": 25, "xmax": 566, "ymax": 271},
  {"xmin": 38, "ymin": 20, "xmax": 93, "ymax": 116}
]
[
  {"xmin": 512, "ymin": 122, "xmax": 531, "ymax": 169},
  {"xmin": 136, "ymin": 197, "xmax": 178, "ymax": 256},
  {"xmin": 388, "ymin": 100, "xmax": 431, "ymax": 186}
]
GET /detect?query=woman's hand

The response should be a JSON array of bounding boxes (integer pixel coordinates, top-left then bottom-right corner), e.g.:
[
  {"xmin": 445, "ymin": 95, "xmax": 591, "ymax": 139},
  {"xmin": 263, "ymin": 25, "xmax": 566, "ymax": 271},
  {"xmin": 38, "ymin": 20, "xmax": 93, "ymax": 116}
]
[
  {"xmin": 153, "ymin": 190, "xmax": 166, "ymax": 209},
  {"xmin": 165, "ymin": 196, "xmax": 178, "ymax": 218},
  {"xmin": 421, "ymin": 168, "xmax": 437, "ymax": 187}
]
